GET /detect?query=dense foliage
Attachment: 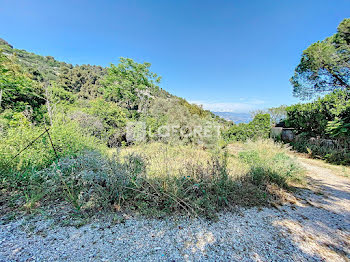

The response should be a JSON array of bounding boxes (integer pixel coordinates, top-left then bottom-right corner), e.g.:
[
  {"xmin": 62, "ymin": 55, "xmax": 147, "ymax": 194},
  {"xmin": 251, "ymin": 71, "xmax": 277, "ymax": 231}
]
[
  {"xmin": 0, "ymin": 115, "xmax": 104, "ymax": 171},
  {"xmin": 285, "ymin": 90, "xmax": 350, "ymax": 137},
  {"xmin": 0, "ymin": 38, "xmax": 223, "ymax": 173},
  {"xmin": 284, "ymin": 90, "xmax": 350, "ymax": 164},
  {"xmin": 222, "ymin": 113, "xmax": 271, "ymax": 142}
]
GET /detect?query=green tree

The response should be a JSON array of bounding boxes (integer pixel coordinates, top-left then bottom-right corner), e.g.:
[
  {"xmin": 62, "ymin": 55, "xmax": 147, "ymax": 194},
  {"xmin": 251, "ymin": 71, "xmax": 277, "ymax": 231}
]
[
  {"xmin": 223, "ymin": 114, "xmax": 271, "ymax": 142},
  {"xmin": 102, "ymin": 58, "xmax": 161, "ymax": 110},
  {"xmin": 291, "ymin": 18, "xmax": 350, "ymax": 99},
  {"xmin": 57, "ymin": 64, "xmax": 105, "ymax": 98},
  {"xmin": 251, "ymin": 105, "xmax": 287, "ymax": 124},
  {"xmin": 285, "ymin": 89, "xmax": 350, "ymax": 137}
]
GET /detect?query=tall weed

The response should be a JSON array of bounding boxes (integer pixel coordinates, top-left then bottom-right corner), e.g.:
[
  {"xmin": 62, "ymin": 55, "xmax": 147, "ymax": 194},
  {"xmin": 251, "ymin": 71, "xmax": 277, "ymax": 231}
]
[
  {"xmin": 239, "ymin": 139, "xmax": 304, "ymax": 187},
  {"xmin": 1, "ymin": 140, "xmax": 304, "ymax": 218}
]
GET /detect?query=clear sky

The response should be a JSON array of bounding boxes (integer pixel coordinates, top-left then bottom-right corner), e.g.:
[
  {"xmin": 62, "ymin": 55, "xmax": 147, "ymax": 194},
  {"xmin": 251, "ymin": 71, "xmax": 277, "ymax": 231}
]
[{"xmin": 1, "ymin": 0, "xmax": 349, "ymax": 112}]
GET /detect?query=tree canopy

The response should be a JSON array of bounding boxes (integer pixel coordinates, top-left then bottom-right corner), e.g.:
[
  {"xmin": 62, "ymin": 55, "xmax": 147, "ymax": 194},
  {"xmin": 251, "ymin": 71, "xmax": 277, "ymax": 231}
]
[
  {"xmin": 102, "ymin": 58, "xmax": 161, "ymax": 110},
  {"xmin": 291, "ymin": 18, "xmax": 350, "ymax": 99}
]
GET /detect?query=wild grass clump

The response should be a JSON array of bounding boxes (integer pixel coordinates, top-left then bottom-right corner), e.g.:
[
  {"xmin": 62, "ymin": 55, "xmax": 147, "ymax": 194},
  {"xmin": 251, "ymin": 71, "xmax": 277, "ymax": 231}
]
[
  {"xmin": 37, "ymin": 151, "xmax": 141, "ymax": 211},
  {"xmin": 1, "ymin": 151, "xmax": 143, "ymax": 213},
  {"xmin": 1, "ymin": 140, "xmax": 304, "ymax": 219},
  {"xmin": 238, "ymin": 139, "xmax": 304, "ymax": 187}
]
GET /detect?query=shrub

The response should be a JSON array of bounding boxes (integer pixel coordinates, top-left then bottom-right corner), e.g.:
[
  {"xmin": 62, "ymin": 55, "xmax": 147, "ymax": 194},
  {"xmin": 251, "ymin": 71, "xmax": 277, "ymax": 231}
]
[
  {"xmin": 290, "ymin": 134, "xmax": 350, "ymax": 165},
  {"xmin": 0, "ymin": 115, "xmax": 106, "ymax": 172},
  {"xmin": 65, "ymin": 98, "xmax": 129, "ymax": 146},
  {"xmin": 326, "ymin": 106, "xmax": 350, "ymax": 140},
  {"xmin": 38, "ymin": 151, "xmax": 137, "ymax": 211},
  {"xmin": 285, "ymin": 90, "xmax": 350, "ymax": 137},
  {"xmin": 0, "ymin": 150, "xmax": 139, "ymax": 212},
  {"xmin": 223, "ymin": 113, "xmax": 271, "ymax": 142},
  {"xmin": 1, "ymin": 140, "xmax": 304, "ymax": 218},
  {"xmin": 284, "ymin": 90, "xmax": 350, "ymax": 165},
  {"xmin": 239, "ymin": 139, "xmax": 304, "ymax": 187},
  {"xmin": 141, "ymin": 98, "xmax": 222, "ymax": 147}
]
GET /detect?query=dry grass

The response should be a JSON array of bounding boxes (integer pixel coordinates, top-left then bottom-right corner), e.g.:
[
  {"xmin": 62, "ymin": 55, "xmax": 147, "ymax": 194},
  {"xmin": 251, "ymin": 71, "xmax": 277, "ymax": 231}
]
[
  {"xmin": 295, "ymin": 156, "xmax": 350, "ymax": 178},
  {"xmin": 116, "ymin": 143, "xmax": 212, "ymax": 178},
  {"xmin": 233, "ymin": 140, "xmax": 305, "ymax": 187},
  {"xmin": 2, "ymin": 140, "xmax": 305, "ymax": 219},
  {"xmin": 115, "ymin": 143, "xmax": 249, "ymax": 181}
]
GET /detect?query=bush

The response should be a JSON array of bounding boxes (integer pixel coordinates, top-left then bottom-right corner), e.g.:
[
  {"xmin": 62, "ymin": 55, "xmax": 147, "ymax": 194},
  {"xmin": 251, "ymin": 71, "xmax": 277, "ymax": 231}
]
[
  {"xmin": 0, "ymin": 115, "xmax": 106, "ymax": 172},
  {"xmin": 1, "ymin": 140, "xmax": 304, "ymax": 219},
  {"xmin": 141, "ymin": 98, "xmax": 222, "ymax": 147},
  {"xmin": 284, "ymin": 90, "xmax": 350, "ymax": 165},
  {"xmin": 223, "ymin": 114, "xmax": 271, "ymax": 142},
  {"xmin": 0, "ymin": 150, "xmax": 139, "ymax": 212},
  {"xmin": 285, "ymin": 90, "xmax": 350, "ymax": 137},
  {"xmin": 326, "ymin": 106, "xmax": 350, "ymax": 140},
  {"xmin": 37, "ymin": 151, "xmax": 137, "ymax": 211},
  {"xmin": 290, "ymin": 134, "xmax": 350, "ymax": 165},
  {"xmin": 239, "ymin": 139, "xmax": 303, "ymax": 187}
]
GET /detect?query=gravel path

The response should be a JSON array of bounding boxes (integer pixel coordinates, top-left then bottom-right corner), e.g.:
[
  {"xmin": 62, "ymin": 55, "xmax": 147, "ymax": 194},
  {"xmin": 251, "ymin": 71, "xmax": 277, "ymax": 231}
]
[{"xmin": 1, "ymin": 158, "xmax": 349, "ymax": 262}]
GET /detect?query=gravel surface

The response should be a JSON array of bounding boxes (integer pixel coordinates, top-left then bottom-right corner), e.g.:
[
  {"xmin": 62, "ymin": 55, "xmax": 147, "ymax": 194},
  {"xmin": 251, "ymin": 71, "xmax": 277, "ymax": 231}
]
[{"xmin": 1, "ymin": 158, "xmax": 349, "ymax": 262}]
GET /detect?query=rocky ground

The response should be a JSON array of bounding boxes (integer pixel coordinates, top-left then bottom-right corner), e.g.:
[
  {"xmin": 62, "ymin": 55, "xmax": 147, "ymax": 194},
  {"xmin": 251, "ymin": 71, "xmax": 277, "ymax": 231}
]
[{"xmin": 1, "ymin": 157, "xmax": 349, "ymax": 262}]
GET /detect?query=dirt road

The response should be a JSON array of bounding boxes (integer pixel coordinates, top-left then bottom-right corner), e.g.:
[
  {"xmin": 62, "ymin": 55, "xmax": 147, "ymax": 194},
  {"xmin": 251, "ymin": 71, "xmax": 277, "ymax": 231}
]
[{"xmin": 0, "ymin": 157, "xmax": 349, "ymax": 261}]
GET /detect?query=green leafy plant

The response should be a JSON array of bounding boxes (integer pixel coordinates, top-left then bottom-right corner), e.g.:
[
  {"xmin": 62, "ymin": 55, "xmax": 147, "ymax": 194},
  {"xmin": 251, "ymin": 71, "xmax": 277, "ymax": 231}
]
[
  {"xmin": 327, "ymin": 118, "xmax": 350, "ymax": 138},
  {"xmin": 222, "ymin": 114, "xmax": 271, "ymax": 142}
]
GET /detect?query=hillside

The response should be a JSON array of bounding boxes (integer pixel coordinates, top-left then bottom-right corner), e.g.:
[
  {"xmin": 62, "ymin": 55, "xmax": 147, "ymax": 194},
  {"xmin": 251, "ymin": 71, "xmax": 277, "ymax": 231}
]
[
  {"xmin": 0, "ymin": 38, "xmax": 223, "ymax": 148},
  {"xmin": 1, "ymin": 6, "xmax": 350, "ymax": 262},
  {"xmin": 0, "ymin": 37, "xmax": 306, "ymax": 221}
]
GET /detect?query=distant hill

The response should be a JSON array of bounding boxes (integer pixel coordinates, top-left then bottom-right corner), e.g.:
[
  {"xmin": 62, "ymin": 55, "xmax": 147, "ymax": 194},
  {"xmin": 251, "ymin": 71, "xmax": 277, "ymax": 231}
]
[{"xmin": 212, "ymin": 112, "xmax": 252, "ymax": 123}]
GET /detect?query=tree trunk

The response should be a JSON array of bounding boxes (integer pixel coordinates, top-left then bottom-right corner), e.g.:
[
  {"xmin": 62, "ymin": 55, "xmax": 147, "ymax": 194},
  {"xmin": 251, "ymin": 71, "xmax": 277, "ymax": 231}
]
[{"xmin": 333, "ymin": 73, "xmax": 350, "ymax": 90}]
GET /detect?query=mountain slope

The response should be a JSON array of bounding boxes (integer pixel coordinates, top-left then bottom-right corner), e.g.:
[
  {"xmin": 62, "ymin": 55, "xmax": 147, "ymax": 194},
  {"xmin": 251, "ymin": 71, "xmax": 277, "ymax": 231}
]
[{"xmin": 0, "ymin": 38, "xmax": 225, "ymax": 147}]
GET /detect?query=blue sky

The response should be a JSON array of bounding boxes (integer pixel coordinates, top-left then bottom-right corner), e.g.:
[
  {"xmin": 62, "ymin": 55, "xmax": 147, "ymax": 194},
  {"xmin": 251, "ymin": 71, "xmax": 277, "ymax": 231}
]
[{"xmin": 1, "ymin": 0, "xmax": 349, "ymax": 112}]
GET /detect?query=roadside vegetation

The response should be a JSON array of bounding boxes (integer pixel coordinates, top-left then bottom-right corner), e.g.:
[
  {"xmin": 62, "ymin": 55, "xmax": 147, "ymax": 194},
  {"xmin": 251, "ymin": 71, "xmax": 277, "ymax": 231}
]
[
  {"xmin": 1, "ymin": 139, "xmax": 303, "ymax": 219},
  {"xmin": 285, "ymin": 90, "xmax": 350, "ymax": 165},
  {"xmin": 257, "ymin": 19, "xmax": 350, "ymax": 166},
  {"xmin": 1, "ymin": 18, "xmax": 349, "ymax": 219},
  {"xmin": 285, "ymin": 18, "xmax": 350, "ymax": 165}
]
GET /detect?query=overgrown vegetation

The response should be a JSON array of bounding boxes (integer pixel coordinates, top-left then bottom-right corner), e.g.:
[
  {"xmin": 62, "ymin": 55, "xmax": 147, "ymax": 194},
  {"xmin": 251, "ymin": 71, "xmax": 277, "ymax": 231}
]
[
  {"xmin": 238, "ymin": 140, "xmax": 304, "ymax": 187},
  {"xmin": 222, "ymin": 113, "xmax": 271, "ymax": 142},
  {"xmin": 284, "ymin": 90, "xmax": 350, "ymax": 165},
  {"xmin": 285, "ymin": 90, "xmax": 350, "ymax": 137},
  {"xmin": 277, "ymin": 18, "xmax": 350, "ymax": 165},
  {"xmin": 0, "ymin": 37, "xmax": 304, "ymax": 219},
  {"xmin": 1, "ymin": 140, "xmax": 303, "ymax": 219},
  {"xmin": 0, "ymin": 114, "xmax": 105, "ymax": 171}
]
